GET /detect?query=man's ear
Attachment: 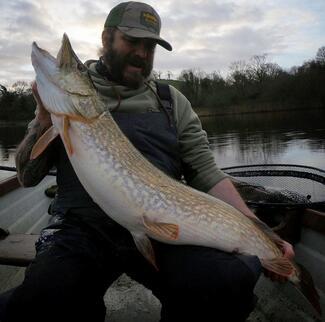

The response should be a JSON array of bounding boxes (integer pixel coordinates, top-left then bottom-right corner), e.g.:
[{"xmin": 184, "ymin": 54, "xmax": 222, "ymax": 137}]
[{"xmin": 102, "ymin": 29, "xmax": 109, "ymax": 47}]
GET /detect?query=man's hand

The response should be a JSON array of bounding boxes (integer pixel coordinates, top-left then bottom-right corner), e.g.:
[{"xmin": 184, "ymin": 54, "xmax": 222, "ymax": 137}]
[
  {"xmin": 31, "ymin": 82, "xmax": 52, "ymax": 129},
  {"xmin": 15, "ymin": 81, "xmax": 54, "ymax": 187},
  {"xmin": 207, "ymin": 178, "xmax": 295, "ymax": 283}
]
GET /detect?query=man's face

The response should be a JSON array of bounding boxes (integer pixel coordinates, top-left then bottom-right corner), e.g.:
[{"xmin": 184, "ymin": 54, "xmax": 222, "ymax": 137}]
[{"xmin": 102, "ymin": 29, "xmax": 156, "ymax": 88}]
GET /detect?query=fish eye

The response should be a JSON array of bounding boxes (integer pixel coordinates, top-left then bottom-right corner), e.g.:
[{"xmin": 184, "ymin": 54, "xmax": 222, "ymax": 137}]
[{"xmin": 77, "ymin": 63, "xmax": 86, "ymax": 71}]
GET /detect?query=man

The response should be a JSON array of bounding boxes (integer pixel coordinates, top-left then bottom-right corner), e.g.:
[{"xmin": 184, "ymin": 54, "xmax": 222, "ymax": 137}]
[{"xmin": 2, "ymin": 2, "xmax": 294, "ymax": 322}]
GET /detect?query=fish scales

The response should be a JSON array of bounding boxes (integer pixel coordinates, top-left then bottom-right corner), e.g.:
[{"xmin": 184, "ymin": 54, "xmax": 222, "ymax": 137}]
[
  {"xmin": 70, "ymin": 111, "xmax": 280, "ymax": 259},
  {"xmin": 71, "ymin": 113, "xmax": 283, "ymax": 260}
]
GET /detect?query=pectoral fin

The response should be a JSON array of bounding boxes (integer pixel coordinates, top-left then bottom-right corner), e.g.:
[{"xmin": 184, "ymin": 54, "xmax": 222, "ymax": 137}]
[
  {"xmin": 143, "ymin": 216, "xmax": 179, "ymax": 240},
  {"xmin": 132, "ymin": 232, "xmax": 158, "ymax": 270},
  {"xmin": 63, "ymin": 116, "xmax": 73, "ymax": 155},
  {"xmin": 30, "ymin": 126, "xmax": 59, "ymax": 160}
]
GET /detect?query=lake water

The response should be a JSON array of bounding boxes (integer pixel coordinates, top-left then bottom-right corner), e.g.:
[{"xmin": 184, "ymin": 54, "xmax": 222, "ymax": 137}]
[
  {"xmin": 203, "ymin": 109, "xmax": 325, "ymax": 169},
  {"xmin": 0, "ymin": 120, "xmax": 28, "ymax": 180},
  {"xmin": 0, "ymin": 109, "xmax": 325, "ymax": 182}
]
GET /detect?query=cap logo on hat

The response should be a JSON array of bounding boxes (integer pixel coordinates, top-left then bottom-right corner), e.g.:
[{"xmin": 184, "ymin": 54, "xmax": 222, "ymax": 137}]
[{"xmin": 140, "ymin": 11, "xmax": 159, "ymax": 32}]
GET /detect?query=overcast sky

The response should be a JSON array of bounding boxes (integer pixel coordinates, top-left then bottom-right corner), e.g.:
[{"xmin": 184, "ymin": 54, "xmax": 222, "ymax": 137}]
[{"xmin": 1, "ymin": 0, "xmax": 324, "ymax": 86}]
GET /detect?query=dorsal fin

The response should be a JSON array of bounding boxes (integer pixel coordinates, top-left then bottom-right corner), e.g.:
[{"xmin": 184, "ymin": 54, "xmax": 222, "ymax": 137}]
[{"xmin": 56, "ymin": 33, "xmax": 84, "ymax": 70}]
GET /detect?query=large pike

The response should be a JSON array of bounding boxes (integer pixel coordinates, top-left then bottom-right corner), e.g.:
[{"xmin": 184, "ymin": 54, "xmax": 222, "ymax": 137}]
[{"xmin": 31, "ymin": 34, "xmax": 321, "ymax": 316}]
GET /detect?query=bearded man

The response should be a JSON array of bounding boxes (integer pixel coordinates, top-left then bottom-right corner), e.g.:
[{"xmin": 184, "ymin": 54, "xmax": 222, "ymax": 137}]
[{"xmin": 0, "ymin": 2, "xmax": 294, "ymax": 322}]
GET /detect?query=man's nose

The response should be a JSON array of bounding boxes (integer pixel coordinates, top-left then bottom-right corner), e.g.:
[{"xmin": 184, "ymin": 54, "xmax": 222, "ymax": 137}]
[{"xmin": 134, "ymin": 41, "xmax": 148, "ymax": 59}]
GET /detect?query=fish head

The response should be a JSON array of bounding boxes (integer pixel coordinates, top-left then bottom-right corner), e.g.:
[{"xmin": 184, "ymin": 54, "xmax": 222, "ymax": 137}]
[
  {"xmin": 55, "ymin": 33, "xmax": 95, "ymax": 96},
  {"xmin": 31, "ymin": 33, "xmax": 103, "ymax": 118}
]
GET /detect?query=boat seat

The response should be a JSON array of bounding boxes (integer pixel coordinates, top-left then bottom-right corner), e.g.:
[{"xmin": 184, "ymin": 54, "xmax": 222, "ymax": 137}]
[{"xmin": 0, "ymin": 229, "xmax": 38, "ymax": 267}]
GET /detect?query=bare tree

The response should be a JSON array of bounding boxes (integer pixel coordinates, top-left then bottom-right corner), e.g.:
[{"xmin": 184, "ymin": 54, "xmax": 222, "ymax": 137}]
[
  {"xmin": 152, "ymin": 70, "xmax": 163, "ymax": 80},
  {"xmin": 166, "ymin": 70, "xmax": 173, "ymax": 80},
  {"xmin": 316, "ymin": 46, "xmax": 325, "ymax": 64},
  {"xmin": 11, "ymin": 81, "xmax": 31, "ymax": 95},
  {"xmin": 228, "ymin": 60, "xmax": 250, "ymax": 96},
  {"xmin": 247, "ymin": 55, "xmax": 282, "ymax": 84},
  {"xmin": 178, "ymin": 69, "xmax": 202, "ymax": 106},
  {"xmin": 0, "ymin": 84, "xmax": 8, "ymax": 96}
]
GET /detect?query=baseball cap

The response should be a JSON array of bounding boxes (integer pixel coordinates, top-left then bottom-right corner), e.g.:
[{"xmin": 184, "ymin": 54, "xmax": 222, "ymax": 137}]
[{"xmin": 104, "ymin": 1, "xmax": 172, "ymax": 51}]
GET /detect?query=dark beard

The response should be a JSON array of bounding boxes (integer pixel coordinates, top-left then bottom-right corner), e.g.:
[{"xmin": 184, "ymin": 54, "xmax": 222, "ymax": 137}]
[{"xmin": 102, "ymin": 44, "xmax": 153, "ymax": 89}]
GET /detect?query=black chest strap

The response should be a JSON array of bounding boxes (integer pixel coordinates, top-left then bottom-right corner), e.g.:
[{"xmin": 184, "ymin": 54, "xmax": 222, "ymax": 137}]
[
  {"xmin": 155, "ymin": 81, "xmax": 172, "ymax": 112},
  {"xmin": 155, "ymin": 81, "xmax": 174, "ymax": 127}
]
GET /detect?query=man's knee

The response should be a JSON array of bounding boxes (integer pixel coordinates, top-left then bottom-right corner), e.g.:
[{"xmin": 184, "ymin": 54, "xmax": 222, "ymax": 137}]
[
  {"xmin": 231, "ymin": 254, "xmax": 262, "ymax": 297},
  {"xmin": 155, "ymin": 245, "xmax": 261, "ymax": 321}
]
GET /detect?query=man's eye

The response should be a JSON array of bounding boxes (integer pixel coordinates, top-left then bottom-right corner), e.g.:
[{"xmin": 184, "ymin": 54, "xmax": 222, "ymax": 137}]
[
  {"xmin": 125, "ymin": 37, "xmax": 137, "ymax": 44},
  {"xmin": 144, "ymin": 41, "xmax": 156, "ymax": 51},
  {"xmin": 147, "ymin": 43, "xmax": 156, "ymax": 51}
]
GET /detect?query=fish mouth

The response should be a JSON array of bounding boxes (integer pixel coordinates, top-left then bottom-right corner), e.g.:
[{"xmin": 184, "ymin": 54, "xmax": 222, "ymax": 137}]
[
  {"xmin": 31, "ymin": 41, "xmax": 60, "ymax": 85},
  {"xmin": 31, "ymin": 42, "xmax": 57, "ymax": 69}
]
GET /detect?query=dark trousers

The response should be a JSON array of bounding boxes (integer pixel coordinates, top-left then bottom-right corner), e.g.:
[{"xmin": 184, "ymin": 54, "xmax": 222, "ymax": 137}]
[{"xmin": 0, "ymin": 208, "xmax": 261, "ymax": 322}]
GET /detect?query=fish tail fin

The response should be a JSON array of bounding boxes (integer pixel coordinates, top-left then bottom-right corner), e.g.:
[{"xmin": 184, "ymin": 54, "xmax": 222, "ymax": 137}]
[
  {"xmin": 253, "ymin": 214, "xmax": 322, "ymax": 317},
  {"xmin": 261, "ymin": 257, "xmax": 322, "ymax": 317},
  {"xmin": 291, "ymin": 262, "xmax": 322, "ymax": 317},
  {"xmin": 260, "ymin": 256, "xmax": 294, "ymax": 278}
]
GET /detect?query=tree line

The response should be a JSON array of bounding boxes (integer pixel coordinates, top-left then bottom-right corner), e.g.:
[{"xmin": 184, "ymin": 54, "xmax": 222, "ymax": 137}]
[
  {"xmin": 1, "ymin": 46, "xmax": 325, "ymax": 121},
  {"xmin": 0, "ymin": 81, "xmax": 35, "ymax": 121},
  {"xmin": 174, "ymin": 46, "xmax": 325, "ymax": 111}
]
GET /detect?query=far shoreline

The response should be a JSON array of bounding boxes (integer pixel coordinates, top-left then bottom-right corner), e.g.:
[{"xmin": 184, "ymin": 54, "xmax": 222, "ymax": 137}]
[
  {"xmin": 0, "ymin": 104, "xmax": 324, "ymax": 123},
  {"xmin": 194, "ymin": 104, "xmax": 324, "ymax": 117}
]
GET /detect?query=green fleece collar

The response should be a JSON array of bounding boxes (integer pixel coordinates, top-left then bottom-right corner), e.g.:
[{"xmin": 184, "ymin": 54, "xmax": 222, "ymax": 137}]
[
  {"xmin": 84, "ymin": 59, "xmax": 160, "ymax": 113},
  {"xmin": 85, "ymin": 59, "xmax": 154, "ymax": 99}
]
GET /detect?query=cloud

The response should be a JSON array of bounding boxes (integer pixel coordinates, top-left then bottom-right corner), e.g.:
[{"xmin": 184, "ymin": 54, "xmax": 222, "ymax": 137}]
[
  {"xmin": 1, "ymin": 1, "xmax": 53, "ymax": 38},
  {"xmin": 0, "ymin": 0, "xmax": 324, "ymax": 86},
  {"xmin": 157, "ymin": 0, "xmax": 323, "ymax": 75}
]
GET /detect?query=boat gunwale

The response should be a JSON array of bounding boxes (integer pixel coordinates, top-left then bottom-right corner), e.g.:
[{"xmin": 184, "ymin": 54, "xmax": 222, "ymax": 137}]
[
  {"xmin": 0, "ymin": 170, "xmax": 324, "ymax": 237},
  {"xmin": 0, "ymin": 175, "xmax": 20, "ymax": 198}
]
